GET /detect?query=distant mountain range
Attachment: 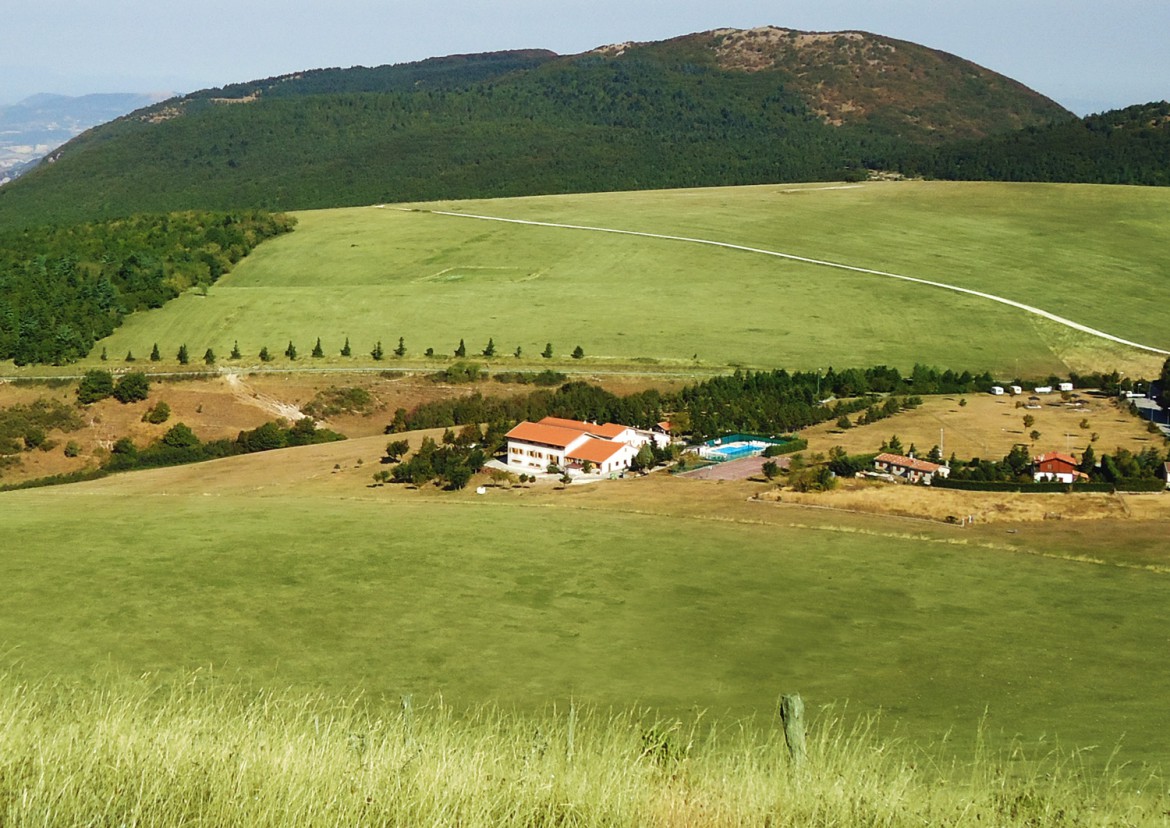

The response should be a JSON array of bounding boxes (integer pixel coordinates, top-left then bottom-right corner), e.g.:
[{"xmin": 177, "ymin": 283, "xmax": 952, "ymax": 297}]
[
  {"xmin": 0, "ymin": 27, "xmax": 1163, "ymax": 229},
  {"xmin": 0, "ymin": 92, "xmax": 172, "ymax": 185}
]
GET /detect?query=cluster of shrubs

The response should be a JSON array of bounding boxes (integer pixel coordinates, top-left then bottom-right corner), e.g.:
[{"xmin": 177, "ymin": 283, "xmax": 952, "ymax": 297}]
[
  {"xmin": 301, "ymin": 386, "xmax": 375, "ymax": 419},
  {"xmin": 76, "ymin": 370, "xmax": 151, "ymax": 405},
  {"xmin": 380, "ymin": 426, "xmax": 488, "ymax": 491},
  {"xmin": 0, "ymin": 399, "xmax": 84, "ymax": 459},
  {"xmin": 105, "ymin": 417, "xmax": 343, "ymax": 472},
  {"xmin": 492, "ymin": 370, "xmax": 567, "ymax": 386},
  {"xmin": 837, "ymin": 396, "xmax": 923, "ymax": 429}
]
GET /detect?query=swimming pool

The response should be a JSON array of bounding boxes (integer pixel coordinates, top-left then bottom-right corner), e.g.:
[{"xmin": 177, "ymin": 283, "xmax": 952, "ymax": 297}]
[{"xmin": 703, "ymin": 441, "xmax": 767, "ymax": 461}]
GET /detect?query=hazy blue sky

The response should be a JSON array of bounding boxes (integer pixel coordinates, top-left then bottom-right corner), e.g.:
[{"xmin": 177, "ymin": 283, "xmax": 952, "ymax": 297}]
[{"xmin": 3, "ymin": 0, "xmax": 1167, "ymax": 115}]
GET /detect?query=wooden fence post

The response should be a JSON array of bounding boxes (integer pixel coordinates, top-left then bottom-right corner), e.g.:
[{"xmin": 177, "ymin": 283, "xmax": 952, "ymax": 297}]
[
  {"xmin": 401, "ymin": 693, "xmax": 414, "ymax": 743},
  {"xmin": 780, "ymin": 692, "xmax": 806, "ymax": 767}
]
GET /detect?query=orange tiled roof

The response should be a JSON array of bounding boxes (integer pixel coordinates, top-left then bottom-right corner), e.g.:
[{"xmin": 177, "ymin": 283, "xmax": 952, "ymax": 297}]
[
  {"xmin": 875, "ymin": 452, "xmax": 942, "ymax": 474},
  {"xmin": 568, "ymin": 437, "xmax": 627, "ymax": 464},
  {"xmin": 1035, "ymin": 452, "xmax": 1078, "ymax": 467},
  {"xmin": 537, "ymin": 416, "xmax": 629, "ymax": 439},
  {"xmin": 505, "ymin": 421, "xmax": 587, "ymax": 449}
]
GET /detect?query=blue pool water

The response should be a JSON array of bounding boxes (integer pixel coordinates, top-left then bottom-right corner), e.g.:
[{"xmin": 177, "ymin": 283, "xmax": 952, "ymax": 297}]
[{"xmin": 707, "ymin": 442, "xmax": 764, "ymax": 460}]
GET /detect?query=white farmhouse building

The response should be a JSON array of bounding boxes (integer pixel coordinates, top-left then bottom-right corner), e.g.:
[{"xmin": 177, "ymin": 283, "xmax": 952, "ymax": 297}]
[
  {"xmin": 504, "ymin": 416, "xmax": 649, "ymax": 476},
  {"xmin": 873, "ymin": 452, "xmax": 950, "ymax": 485}
]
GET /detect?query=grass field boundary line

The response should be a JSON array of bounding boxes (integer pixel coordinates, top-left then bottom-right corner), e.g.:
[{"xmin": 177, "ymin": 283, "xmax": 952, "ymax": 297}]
[
  {"xmin": 783, "ymin": 520, "xmax": 1170, "ymax": 574},
  {"xmin": 750, "ymin": 495, "xmax": 967, "ymax": 529},
  {"xmin": 427, "ymin": 210, "xmax": 1170, "ymax": 357}
]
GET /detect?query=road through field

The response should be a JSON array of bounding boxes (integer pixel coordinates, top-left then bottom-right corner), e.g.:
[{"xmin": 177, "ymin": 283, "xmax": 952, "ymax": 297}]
[{"xmin": 423, "ymin": 208, "xmax": 1170, "ymax": 357}]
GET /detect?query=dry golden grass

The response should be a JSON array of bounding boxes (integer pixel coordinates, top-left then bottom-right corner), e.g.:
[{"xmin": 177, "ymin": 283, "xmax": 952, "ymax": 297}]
[
  {"xmin": 756, "ymin": 477, "xmax": 1169, "ymax": 525},
  {"xmin": 804, "ymin": 390, "xmax": 1161, "ymax": 462},
  {"xmin": 0, "ymin": 371, "xmax": 689, "ymax": 485}
]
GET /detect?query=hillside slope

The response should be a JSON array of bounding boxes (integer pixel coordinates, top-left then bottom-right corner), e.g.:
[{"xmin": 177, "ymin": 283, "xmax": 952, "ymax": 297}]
[
  {"xmin": 906, "ymin": 101, "xmax": 1170, "ymax": 185},
  {"xmin": 0, "ymin": 27, "xmax": 1070, "ymax": 230},
  {"xmin": 87, "ymin": 182, "xmax": 1170, "ymax": 377},
  {"xmin": 0, "ymin": 92, "xmax": 168, "ymax": 184}
]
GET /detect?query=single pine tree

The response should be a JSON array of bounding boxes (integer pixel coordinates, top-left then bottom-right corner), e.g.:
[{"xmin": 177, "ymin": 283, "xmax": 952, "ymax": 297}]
[
  {"xmin": 341, "ymin": 337, "xmax": 352, "ymax": 357},
  {"xmin": 150, "ymin": 343, "xmax": 161, "ymax": 362},
  {"xmin": 311, "ymin": 337, "xmax": 324, "ymax": 358}
]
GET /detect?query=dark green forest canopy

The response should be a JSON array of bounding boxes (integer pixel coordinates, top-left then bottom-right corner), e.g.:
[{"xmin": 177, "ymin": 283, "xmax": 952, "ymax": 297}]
[
  {"xmin": 902, "ymin": 102, "xmax": 1170, "ymax": 186},
  {"xmin": 0, "ymin": 211, "xmax": 294, "ymax": 365},
  {"xmin": 0, "ymin": 32, "xmax": 1070, "ymax": 230},
  {"xmin": 0, "ymin": 67, "xmax": 887, "ymax": 228}
]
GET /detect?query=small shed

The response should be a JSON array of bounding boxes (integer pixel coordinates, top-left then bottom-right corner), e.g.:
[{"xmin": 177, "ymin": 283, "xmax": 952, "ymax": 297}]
[{"xmin": 990, "ymin": 386, "xmax": 1005, "ymax": 396}]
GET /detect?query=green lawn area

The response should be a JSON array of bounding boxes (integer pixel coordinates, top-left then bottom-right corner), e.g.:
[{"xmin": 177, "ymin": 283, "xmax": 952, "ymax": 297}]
[
  {"xmin": 91, "ymin": 181, "xmax": 1170, "ymax": 376},
  {"xmin": 3, "ymin": 482, "xmax": 1169, "ymax": 769}
]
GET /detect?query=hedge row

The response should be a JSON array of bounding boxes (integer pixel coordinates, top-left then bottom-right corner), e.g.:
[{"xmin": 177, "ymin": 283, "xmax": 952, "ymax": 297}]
[
  {"xmin": 763, "ymin": 438, "xmax": 809, "ymax": 457},
  {"xmin": 934, "ymin": 478, "xmax": 1165, "ymax": 494}
]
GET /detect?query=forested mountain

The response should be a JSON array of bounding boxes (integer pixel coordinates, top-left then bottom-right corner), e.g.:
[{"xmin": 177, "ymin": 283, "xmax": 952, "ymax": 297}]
[
  {"xmin": 0, "ymin": 92, "xmax": 168, "ymax": 184},
  {"xmin": 0, "ymin": 27, "xmax": 1070, "ymax": 230},
  {"xmin": 902, "ymin": 101, "xmax": 1170, "ymax": 186}
]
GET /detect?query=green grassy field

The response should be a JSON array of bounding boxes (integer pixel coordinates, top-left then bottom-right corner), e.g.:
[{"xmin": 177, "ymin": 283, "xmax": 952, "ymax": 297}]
[
  {"xmin": 89, "ymin": 181, "xmax": 1170, "ymax": 376},
  {"xmin": 5, "ymin": 672, "xmax": 1163, "ymax": 827},
  {"xmin": 3, "ymin": 458, "xmax": 1169, "ymax": 770}
]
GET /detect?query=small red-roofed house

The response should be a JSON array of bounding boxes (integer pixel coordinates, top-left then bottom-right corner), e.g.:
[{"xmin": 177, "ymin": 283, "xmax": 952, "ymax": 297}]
[
  {"xmin": 873, "ymin": 452, "xmax": 949, "ymax": 485},
  {"xmin": 1033, "ymin": 451, "xmax": 1084, "ymax": 484}
]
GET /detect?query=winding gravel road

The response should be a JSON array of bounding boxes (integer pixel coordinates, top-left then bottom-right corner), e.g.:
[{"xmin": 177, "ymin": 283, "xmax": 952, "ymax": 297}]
[{"xmin": 425, "ymin": 209, "xmax": 1169, "ymax": 357}]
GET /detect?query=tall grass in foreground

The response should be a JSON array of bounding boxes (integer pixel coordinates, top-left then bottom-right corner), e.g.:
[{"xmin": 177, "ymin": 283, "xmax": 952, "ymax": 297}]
[{"xmin": 0, "ymin": 673, "xmax": 1164, "ymax": 827}]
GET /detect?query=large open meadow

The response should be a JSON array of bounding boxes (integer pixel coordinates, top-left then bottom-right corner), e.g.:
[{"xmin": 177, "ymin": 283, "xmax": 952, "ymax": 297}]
[
  {"xmin": 89, "ymin": 181, "xmax": 1170, "ymax": 378},
  {"xmin": 3, "ymin": 438, "xmax": 1169, "ymax": 771}
]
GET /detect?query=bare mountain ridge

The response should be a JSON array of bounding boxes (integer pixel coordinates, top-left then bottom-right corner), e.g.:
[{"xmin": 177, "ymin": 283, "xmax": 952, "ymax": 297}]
[{"xmin": 590, "ymin": 26, "xmax": 1070, "ymax": 140}]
